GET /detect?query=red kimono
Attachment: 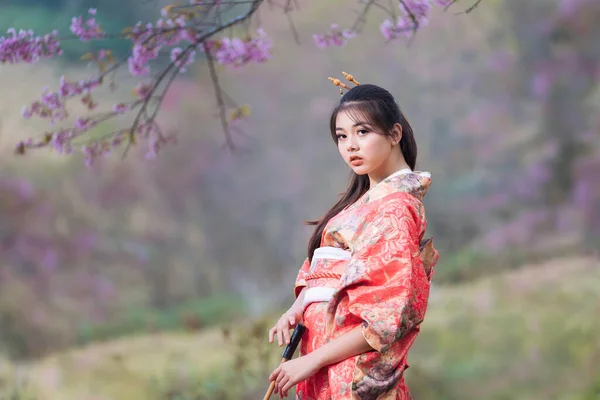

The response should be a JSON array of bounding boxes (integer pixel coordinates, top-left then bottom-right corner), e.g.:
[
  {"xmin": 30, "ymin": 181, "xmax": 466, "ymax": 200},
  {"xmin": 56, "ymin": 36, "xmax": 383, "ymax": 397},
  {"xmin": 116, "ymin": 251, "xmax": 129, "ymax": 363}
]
[{"xmin": 293, "ymin": 168, "xmax": 439, "ymax": 400}]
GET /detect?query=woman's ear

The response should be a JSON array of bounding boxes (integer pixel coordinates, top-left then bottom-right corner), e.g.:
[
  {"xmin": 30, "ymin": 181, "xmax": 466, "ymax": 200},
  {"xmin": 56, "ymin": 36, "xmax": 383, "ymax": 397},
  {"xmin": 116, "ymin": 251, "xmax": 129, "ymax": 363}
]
[{"xmin": 391, "ymin": 123, "xmax": 403, "ymax": 146}]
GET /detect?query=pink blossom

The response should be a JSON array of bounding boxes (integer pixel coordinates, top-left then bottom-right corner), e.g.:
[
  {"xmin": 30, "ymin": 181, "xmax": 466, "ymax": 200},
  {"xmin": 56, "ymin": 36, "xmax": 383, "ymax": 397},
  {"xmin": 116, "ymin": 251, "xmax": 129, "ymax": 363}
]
[
  {"xmin": 128, "ymin": 42, "xmax": 159, "ymax": 76},
  {"xmin": 0, "ymin": 28, "xmax": 61, "ymax": 64},
  {"xmin": 82, "ymin": 145, "xmax": 95, "ymax": 167},
  {"xmin": 312, "ymin": 24, "xmax": 355, "ymax": 49},
  {"xmin": 170, "ymin": 47, "xmax": 196, "ymax": 72},
  {"xmin": 81, "ymin": 142, "xmax": 111, "ymax": 167},
  {"xmin": 70, "ymin": 9, "xmax": 105, "ymax": 41},
  {"xmin": 50, "ymin": 130, "xmax": 75, "ymax": 154},
  {"xmin": 132, "ymin": 81, "xmax": 152, "ymax": 99},
  {"xmin": 213, "ymin": 29, "xmax": 272, "ymax": 67},
  {"xmin": 145, "ymin": 136, "xmax": 160, "ymax": 160},
  {"xmin": 21, "ymin": 76, "xmax": 101, "ymax": 124},
  {"xmin": 380, "ymin": 16, "xmax": 427, "ymax": 41},
  {"xmin": 399, "ymin": 0, "xmax": 433, "ymax": 20},
  {"xmin": 112, "ymin": 103, "xmax": 129, "ymax": 114},
  {"xmin": 379, "ymin": 0, "xmax": 457, "ymax": 41},
  {"xmin": 97, "ymin": 49, "xmax": 108, "ymax": 59},
  {"xmin": 74, "ymin": 117, "xmax": 97, "ymax": 131}
]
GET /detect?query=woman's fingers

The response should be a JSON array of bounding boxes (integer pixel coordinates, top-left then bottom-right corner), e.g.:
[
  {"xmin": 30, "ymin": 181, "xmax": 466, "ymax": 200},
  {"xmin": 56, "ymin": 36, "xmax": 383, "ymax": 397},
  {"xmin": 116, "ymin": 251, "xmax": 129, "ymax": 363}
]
[
  {"xmin": 277, "ymin": 375, "xmax": 290, "ymax": 399},
  {"xmin": 283, "ymin": 322, "xmax": 291, "ymax": 345},
  {"xmin": 269, "ymin": 315, "xmax": 285, "ymax": 345},
  {"xmin": 269, "ymin": 326, "xmax": 276, "ymax": 343},
  {"xmin": 270, "ymin": 312, "xmax": 299, "ymax": 346},
  {"xmin": 281, "ymin": 378, "xmax": 295, "ymax": 396},
  {"xmin": 277, "ymin": 319, "xmax": 286, "ymax": 346},
  {"xmin": 275, "ymin": 369, "xmax": 285, "ymax": 387},
  {"xmin": 269, "ymin": 365, "xmax": 281, "ymax": 382}
]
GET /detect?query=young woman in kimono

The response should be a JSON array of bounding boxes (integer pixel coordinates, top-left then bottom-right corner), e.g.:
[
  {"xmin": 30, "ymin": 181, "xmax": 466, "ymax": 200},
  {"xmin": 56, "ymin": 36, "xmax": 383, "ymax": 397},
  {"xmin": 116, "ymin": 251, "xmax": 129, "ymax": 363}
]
[{"xmin": 268, "ymin": 73, "xmax": 439, "ymax": 400}]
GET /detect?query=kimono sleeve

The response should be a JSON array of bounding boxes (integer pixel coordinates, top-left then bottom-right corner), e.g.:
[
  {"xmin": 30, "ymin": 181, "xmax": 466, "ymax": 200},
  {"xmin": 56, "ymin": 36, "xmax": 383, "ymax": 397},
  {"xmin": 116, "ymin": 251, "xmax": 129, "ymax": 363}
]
[
  {"xmin": 293, "ymin": 257, "xmax": 311, "ymax": 298},
  {"xmin": 341, "ymin": 192, "xmax": 430, "ymax": 354}
]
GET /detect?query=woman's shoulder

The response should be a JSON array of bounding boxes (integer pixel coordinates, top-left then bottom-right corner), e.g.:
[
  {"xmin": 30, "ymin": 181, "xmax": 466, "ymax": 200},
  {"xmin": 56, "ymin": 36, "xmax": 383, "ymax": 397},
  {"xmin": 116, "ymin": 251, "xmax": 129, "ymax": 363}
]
[
  {"xmin": 368, "ymin": 170, "xmax": 432, "ymax": 205},
  {"xmin": 371, "ymin": 191, "xmax": 423, "ymax": 225}
]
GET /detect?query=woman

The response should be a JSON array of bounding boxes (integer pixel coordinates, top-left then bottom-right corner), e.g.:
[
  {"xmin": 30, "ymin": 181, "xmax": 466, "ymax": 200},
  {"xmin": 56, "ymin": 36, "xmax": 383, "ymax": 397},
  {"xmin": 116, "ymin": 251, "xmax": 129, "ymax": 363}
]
[{"xmin": 268, "ymin": 74, "xmax": 439, "ymax": 400}]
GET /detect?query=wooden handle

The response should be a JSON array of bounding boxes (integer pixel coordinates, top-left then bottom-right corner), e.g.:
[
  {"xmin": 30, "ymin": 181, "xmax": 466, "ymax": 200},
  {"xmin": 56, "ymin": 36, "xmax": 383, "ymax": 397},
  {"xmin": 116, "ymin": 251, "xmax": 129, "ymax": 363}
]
[
  {"xmin": 263, "ymin": 380, "xmax": 277, "ymax": 400},
  {"xmin": 263, "ymin": 324, "xmax": 306, "ymax": 400}
]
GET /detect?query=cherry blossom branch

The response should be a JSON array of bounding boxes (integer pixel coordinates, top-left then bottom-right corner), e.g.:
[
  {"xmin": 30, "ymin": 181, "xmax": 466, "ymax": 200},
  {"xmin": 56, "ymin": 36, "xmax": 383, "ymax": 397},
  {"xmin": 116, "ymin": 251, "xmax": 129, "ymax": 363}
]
[
  {"xmin": 2, "ymin": 0, "xmax": 469, "ymax": 165},
  {"xmin": 444, "ymin": 0, "xmax": 485, "ymax": 14},
  {"xmin": 11, "ymin": 1, "xmax": 268, "ymax": 164},
  {"xmin": 456, "ymin": 0, "xmax": 484, "ymax": 15},
  {"xmin": 312, "ymin": 0, "xmax": 459, "ymax": 47},
  {"xmin": 206, "ymin": 44, "xmax": 235, "ymax": 151}
]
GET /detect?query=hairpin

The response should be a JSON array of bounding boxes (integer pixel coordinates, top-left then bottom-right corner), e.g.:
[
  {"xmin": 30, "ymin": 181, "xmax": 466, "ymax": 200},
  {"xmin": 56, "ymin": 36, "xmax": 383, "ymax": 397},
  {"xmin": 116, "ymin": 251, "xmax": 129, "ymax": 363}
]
[{"xmin": 328, "ymin": 71, "xmax": 360, "ymax": 96}]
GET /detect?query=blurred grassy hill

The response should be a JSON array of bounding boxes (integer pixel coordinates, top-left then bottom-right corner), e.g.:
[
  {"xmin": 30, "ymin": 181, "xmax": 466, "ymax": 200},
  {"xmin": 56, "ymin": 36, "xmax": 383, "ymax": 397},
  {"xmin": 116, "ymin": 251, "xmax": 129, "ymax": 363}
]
[{"xmin": 2, "ymin": 256, "xmax": 597, "ymax": 400}]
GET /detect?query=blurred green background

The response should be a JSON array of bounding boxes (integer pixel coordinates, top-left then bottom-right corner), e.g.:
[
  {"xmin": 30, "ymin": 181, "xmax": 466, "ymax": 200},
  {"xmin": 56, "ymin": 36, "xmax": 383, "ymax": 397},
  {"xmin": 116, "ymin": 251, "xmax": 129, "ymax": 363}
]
[{"xmin": 0, "ymin": 0, "xmax": 599, "ymax": 399}]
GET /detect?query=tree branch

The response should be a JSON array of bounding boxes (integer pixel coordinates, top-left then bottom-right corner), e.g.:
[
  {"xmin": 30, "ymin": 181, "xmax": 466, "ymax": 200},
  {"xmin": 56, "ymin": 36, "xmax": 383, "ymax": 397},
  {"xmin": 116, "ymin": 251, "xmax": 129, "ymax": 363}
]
[
  {"xmin": 206, "ymin": 46, "xmax": 235, "ymax": 151},
  {"xmin": 11, "ymin": 0, "xmax": 474, "ymax": 163}
]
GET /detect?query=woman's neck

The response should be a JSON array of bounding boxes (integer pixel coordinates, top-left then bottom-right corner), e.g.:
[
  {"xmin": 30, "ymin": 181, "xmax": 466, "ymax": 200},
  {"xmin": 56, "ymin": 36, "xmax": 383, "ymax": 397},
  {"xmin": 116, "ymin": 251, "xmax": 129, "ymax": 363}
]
[{"xmin": 368, "ymin": 160, "xmax": 411, "ymax": 188}]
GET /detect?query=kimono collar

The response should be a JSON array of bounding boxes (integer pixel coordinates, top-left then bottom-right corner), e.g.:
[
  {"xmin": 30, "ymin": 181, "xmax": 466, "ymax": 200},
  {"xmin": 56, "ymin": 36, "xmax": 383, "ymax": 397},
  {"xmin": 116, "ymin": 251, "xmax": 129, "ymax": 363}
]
[{"xmin": 368, "ymin": 168, "xmax": 432, "ymax": 203}]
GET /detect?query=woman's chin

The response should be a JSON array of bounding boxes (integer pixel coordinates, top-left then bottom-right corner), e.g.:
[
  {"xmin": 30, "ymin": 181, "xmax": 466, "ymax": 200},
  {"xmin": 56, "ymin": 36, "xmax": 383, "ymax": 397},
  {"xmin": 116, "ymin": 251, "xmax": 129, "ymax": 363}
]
[{"xmin": 349, "ymin": 165, "xmax": 370, "ymax": 175}]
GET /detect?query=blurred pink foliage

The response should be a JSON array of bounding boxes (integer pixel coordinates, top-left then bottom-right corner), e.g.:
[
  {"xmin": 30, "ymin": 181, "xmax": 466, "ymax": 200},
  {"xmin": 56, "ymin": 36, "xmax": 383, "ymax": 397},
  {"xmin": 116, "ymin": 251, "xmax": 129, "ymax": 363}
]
[{"xmin": 469, "ymin": 0, "xmax": 600, "ymax": 252}]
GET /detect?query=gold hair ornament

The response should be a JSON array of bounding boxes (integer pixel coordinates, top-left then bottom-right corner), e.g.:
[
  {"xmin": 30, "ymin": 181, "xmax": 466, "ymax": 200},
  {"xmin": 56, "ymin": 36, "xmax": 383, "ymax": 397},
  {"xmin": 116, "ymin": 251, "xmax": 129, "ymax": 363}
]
[{"xmin": 328, "ymin": 71, "xmax": 361, "ymax": 96}]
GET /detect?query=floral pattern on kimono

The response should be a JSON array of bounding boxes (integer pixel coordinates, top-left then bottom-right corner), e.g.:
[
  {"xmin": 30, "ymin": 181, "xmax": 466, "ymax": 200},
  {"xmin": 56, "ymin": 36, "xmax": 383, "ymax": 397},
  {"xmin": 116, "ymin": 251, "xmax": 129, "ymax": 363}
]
[{"xmin": 293, "ymin": 169, "xmax": 439, "ymax": 400}]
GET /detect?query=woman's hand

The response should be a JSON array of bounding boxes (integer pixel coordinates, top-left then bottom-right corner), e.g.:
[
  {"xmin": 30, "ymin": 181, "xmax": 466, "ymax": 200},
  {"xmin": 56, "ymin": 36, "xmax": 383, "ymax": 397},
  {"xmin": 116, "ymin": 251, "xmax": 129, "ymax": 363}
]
[
  {"xmin": 269, "ymin": 353, "xmax": 322, "ymax": 398},
  {"xmin": 268, "ymin": 303, "xmax": 303, "ymax": 346}
]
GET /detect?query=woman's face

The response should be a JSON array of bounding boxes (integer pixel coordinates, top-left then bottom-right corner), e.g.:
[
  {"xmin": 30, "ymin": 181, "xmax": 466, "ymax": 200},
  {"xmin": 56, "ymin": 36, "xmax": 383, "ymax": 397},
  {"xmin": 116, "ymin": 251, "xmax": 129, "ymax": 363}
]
[{"xmin": 335, "ymin": 109, "xmax": 399, "ymax": 177}]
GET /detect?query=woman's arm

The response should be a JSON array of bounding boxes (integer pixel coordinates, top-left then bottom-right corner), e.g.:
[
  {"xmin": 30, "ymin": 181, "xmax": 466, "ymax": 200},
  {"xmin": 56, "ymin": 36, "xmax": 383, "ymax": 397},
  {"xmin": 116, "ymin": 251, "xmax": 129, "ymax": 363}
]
[
  {"xmin": 270, "ymin": 326, "xmax": 374, "ymax": 396},
  {"xmin": 309, "ymin": 326, "xmax": 373, "ymax": 369},
  {"xmin": 293, "ymin": 286, "xmax": 306, "ymax": 312}
]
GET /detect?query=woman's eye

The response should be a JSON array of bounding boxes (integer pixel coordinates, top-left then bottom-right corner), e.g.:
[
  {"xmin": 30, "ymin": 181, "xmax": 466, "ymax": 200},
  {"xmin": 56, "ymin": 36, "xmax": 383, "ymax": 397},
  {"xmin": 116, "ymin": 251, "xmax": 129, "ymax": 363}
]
[
  {"xmin": 357, "ymin": 129, "xmax": 368, "ymax": 135},
  {"xmin": 336, "ymin": 134, "xmax": 346, "ymax": 139}
]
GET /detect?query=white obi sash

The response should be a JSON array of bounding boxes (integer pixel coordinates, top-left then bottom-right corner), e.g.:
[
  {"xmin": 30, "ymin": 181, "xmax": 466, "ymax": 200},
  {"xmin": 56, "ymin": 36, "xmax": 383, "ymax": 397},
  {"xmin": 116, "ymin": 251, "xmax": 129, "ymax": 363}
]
[{"xmin": 302, "ymin": 246, "xmax": 351, "ymax": 311}]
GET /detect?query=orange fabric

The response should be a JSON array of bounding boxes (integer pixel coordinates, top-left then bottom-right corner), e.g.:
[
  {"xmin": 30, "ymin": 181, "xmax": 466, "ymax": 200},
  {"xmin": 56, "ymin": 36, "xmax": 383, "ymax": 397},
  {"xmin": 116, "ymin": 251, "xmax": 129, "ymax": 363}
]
[
  {"xmin": 293, "ymin": 170, "xmax": 438, "ymax": 400},
  {"xmin": 305, "ymin": 271, "xmax": 343, "ymax": 280}
]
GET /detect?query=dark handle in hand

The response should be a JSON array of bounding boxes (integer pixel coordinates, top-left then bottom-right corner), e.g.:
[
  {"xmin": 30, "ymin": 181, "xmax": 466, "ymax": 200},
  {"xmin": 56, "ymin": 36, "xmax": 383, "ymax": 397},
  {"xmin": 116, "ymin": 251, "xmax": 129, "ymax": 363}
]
[
  {"xmin": 281, "ymin": 323, "xmax": 306, "ymax": 360},
  {"xmin": 263, "ymin": 324, "xmax": 307, "ymax": 400}
]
